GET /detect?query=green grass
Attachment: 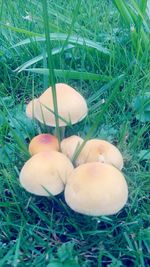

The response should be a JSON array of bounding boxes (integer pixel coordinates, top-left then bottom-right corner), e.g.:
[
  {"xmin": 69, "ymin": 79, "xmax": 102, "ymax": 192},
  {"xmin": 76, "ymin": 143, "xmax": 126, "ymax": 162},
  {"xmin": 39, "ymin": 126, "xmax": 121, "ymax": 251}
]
[{"xmin": 0, "ymin": 0, "xmax": 150, "ymax": 266}]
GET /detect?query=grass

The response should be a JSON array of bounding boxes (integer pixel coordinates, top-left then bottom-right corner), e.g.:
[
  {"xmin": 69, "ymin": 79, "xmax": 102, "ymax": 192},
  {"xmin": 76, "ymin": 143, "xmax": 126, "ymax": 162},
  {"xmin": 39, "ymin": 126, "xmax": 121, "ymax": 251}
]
[{"xmin": 0, "ymin": 0, "xmax": 150, "ymax": 266}]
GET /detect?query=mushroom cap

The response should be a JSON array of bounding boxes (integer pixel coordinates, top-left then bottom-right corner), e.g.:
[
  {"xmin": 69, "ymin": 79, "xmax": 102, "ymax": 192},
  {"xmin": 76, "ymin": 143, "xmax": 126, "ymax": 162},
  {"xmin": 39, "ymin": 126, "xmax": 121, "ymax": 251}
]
[
  {"xmin": 61, "ymin": 135, "xmax": 84, "ymax": 161},
  {"xmin": 75, "ymin": 139, "xmax": 123, "ymax": 170},
  {"xmin": 26, "ymin": 98, "xmax": 39, "ymax": 119},
  {"xmin": 29, "ymin": 134, "xmax": 59, "ymax": 156},
  {"xmin": 19, "ymin": 151, "xmax": 74, "ymax": 196},
  {"xmin": 32, "ymin": 83, "xmax": 88, "ymax": 126},
  {"xmin": 65, "ymin": 162, "xmax": 128, "ymax": 216}
]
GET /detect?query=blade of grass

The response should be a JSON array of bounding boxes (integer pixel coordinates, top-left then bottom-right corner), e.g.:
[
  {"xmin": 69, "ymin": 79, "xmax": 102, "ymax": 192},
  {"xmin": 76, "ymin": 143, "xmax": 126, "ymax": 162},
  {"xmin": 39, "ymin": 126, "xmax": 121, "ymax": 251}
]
[
  {"xmin": 43, "ymin": 45, "xmax": 48, "ymax": 90},
  {"xmin": 88, "ymin": 74, "xmax": 124, "ymax": 104},
  {"xmin": 0, "ymin": 98, "xmax": 29, "ymax": 155},
  {"xmin": 113, "ymin": 0, "xmax": 134, "ymax": 25},
  {"xmin": 25, "ymin": 68, "xmax": 111, "ymax": 81},
  {"xmin": 139, "ymin": 0, "xmax": 148, "ymax": 14},
  {"xmin": 39, "ymin": 102, "xmax": 73, "ymax": 127},
  {"xmin": 0, "ymin": 22, "xmax": 43, "ymax": 37},
  {"xmin": 13, "ymin": 224, "xmax": 24, "ymax": 267},
  {"xmin": 14, "ymin": 45, "xmax": 74, "ymax": 73},
  {"xmin": 42, "ymin": 0, "xmax": 61, "ymax": 147},
  {"xmin": 12, "ymin": 34, "xmax": 110, "ymax": 54},
  {"xmin": 0, "ymin": 246, "xmax": 15, "ymax": 266},
  {"xmin": 114, "ymin": 0, "xmax": 150, "ymax": 52},
  {"xmin": 60, "ymin": 0, "xmax": 81, "ymax": 55},
  {"xmin": 130, "ymin": 0, "xmax": 150, "ymax": 33},
  {"xmin": 0, "ymin": 0, "xmax": 4, "ymax": 20}
]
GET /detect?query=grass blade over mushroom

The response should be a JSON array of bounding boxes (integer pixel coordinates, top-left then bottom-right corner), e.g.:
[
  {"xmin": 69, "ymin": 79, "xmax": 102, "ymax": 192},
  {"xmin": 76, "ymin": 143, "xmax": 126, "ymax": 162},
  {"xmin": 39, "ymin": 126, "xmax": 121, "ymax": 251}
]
[
  {"xmin": 38, "ymin": 102, "xmax": 73, "ymax": 127},
  {"xmin": 42, "ymin": 0, "xmax": 61, "ymax": 148}
]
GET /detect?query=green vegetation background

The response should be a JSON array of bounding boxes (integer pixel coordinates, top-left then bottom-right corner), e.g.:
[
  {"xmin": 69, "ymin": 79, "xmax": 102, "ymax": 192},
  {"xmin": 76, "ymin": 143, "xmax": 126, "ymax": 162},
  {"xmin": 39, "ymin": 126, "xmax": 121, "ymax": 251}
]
[{"xmin": 0, "ymin": 0, "xmax": 150, "ymax": 266}]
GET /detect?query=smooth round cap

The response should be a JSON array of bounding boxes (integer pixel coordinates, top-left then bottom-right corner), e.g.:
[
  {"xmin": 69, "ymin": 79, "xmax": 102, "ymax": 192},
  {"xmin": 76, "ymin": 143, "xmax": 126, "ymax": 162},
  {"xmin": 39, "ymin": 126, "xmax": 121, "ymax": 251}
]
[
  {"xmin": 33, "ymin": 83, "xmax": 88, "ymax": 126},
  {"xmin": 65, "ymin": 162, "xmax": 128, "ymax": 216},
  {"xmin": 61, "ymin": 135, "xmax": 83, "ymax": 161},
  {"xmin": 26, "ymin": 98, "xmax": 39, "ymax": 119},
  {"xmin": 19, "ymin": 151, "xmax": 74, "ymax": 196},
  {"xmin": 75, "ymin": 139, "xmax": 123, "ymax": 170},
  {"xmin": 29, "ymin": 134, "xmax": 59, "ymax": 156}
]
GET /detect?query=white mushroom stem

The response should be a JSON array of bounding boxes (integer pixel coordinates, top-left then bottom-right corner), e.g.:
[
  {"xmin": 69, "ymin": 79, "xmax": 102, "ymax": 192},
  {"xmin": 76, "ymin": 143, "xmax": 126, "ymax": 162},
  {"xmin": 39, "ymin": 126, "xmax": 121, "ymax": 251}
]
[
  {"xmin": 60, "ymin": 126, "xmax": 66, "ymax": 140},
  {"xmin": 54, "ymin": 126, "xmax": 66, "ymax": 143}
]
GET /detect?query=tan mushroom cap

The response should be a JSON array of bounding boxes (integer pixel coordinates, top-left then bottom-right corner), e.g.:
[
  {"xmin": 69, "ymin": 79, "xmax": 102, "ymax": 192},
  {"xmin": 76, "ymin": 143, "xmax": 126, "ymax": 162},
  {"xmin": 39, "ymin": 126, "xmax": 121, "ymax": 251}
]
[
  {"xmin": 19, "ymin": 151, "xmax": 74, "ymax": 196},
  {"xmin": 26, "ymin": 98, "xmax": 39, "ymax": 119},
  {"xmin": 61, "ymin": 135, "xmax": 84, "ymax": 161},
  {"xmin": 29, "ymin": 134, "xmax": 59, "ymax": 156},
  {"xmin": 30, "ymin": 83, "xmax": 88, "ymax": 127},
  {"xmin": 65, "ymin": 162, "xmax": 128, "ymax": 216},
  {"xmin": 75, "ymin": 139, "xmax": 123, "ymax": 170}
]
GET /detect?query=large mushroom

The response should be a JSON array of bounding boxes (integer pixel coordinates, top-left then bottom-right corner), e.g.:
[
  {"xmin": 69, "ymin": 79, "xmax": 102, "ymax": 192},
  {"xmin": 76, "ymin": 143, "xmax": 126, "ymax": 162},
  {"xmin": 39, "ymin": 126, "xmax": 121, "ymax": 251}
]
[
  {"xmin": 19, "ymin": 151, "xmax": 74, "ymax": 196},
  {"xmin": 65, "ymin": 162, "xmax": 128, "ymax": 216},
  {"xmin": 26, "ymin": 83, "xmax": 88, "ymax": 128}
]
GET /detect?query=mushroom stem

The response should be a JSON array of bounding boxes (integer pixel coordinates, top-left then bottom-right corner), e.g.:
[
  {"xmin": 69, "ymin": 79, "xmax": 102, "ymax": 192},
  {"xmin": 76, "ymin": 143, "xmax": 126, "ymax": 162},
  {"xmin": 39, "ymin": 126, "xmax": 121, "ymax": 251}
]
[
  {"xmin": 54, "ymin": 126, "xmax": 65, "ymax": 150},
  {"xmin": 60, "ymin": 126, "xmax": 66, "ymax": 140}
]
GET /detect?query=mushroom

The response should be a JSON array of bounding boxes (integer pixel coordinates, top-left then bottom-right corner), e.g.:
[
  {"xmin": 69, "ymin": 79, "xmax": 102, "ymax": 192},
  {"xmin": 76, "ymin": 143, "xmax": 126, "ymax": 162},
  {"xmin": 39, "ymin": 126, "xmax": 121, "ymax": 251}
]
[
  {"xmin": 65, "ymin": 162, "xmax": 128, "ymax": 216},
  {"xmin": 19, "ymin": 151, "xmax": 74, "ymax": 196},
  {"xmin": 26, "ymin": 83, "xmax": 88, "ymax": 129},
  {"xmin": 26, "ymin": 98, "xmax": 39, "ymax": 119},
  {"xmin": 29, "ymin": 133, "xmax": 59, "ymax": 156},
  {"xmin": 61, "ymin": 135, "xmax": 84, "ymax": 161},
  {"xmin": 74, "ymin": 139, "xmax": 123, "ymax": 170}
]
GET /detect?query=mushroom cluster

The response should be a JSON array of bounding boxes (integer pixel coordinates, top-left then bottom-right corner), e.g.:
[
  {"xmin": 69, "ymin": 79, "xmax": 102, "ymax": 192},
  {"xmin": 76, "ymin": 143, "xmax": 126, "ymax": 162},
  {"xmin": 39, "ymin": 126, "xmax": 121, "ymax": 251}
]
[{"xmin": 20, "ymin": 83, "xmax": 128, "ymax": 216}]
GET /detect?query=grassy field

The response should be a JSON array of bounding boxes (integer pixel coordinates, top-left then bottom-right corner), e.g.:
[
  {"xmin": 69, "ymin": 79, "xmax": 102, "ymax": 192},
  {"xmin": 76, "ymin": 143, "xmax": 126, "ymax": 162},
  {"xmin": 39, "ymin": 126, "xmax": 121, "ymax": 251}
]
[{"xmin": 0, "ymin": 0, "xmax": 150, "ymax": 266}]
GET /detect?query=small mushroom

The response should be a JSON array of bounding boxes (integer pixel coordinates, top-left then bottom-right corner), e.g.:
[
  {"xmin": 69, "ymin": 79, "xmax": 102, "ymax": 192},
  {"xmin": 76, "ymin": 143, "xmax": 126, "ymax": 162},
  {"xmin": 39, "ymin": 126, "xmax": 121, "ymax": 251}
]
[
  {"xmin": 19, "ymin": 151, "xmax": 74, "ymax": 196},
  {"xmin": 65, "ymin": 162, "xmax": 128, "ymax": 216},
  {"xmin": 61, "ymin": 135, "xmax": 84, "ymax": 161},
  {"xmin": 74, "ymin": 139, "xmax": 123, "ymax": 170},
  {"xmin": 29, "ymin": 133, "xmax": 59, "ymax": 156}
]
